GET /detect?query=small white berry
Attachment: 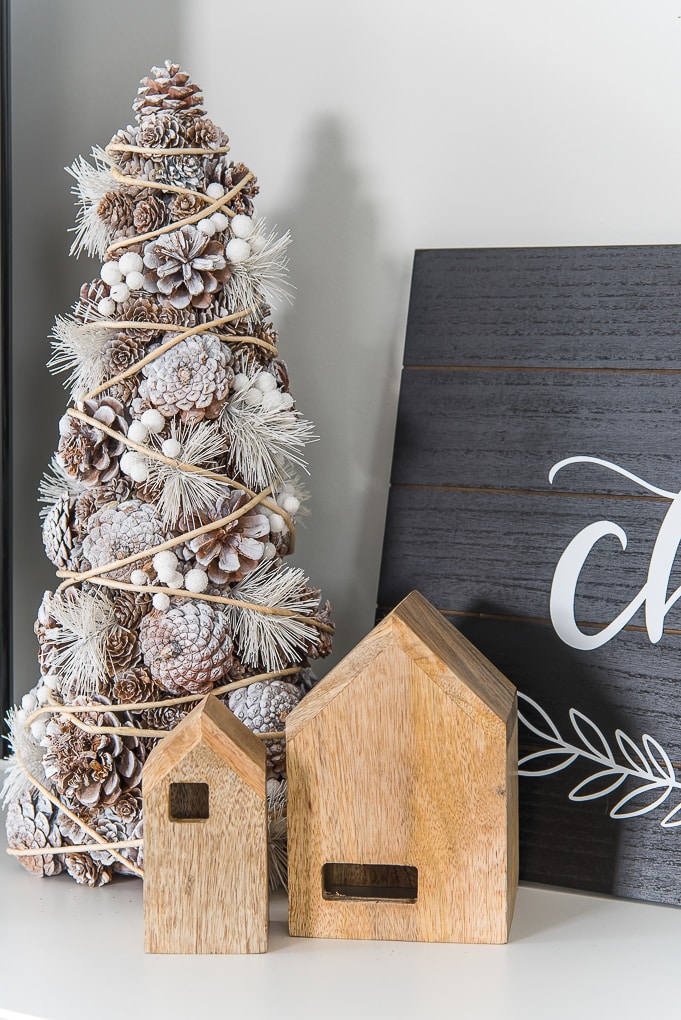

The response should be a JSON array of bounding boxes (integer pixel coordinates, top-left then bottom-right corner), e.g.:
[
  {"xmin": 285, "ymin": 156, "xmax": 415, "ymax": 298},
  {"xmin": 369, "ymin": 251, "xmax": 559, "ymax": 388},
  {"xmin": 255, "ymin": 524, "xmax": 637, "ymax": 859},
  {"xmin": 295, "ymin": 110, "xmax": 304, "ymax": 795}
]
[
  {"xmin": 185, "ymin": 568, "xmax": 209, "ymax": 593},
  {"xmin": 249, "ymin": 233, "xmax": 266, "ymax": 254},
  {"xmin": 127, "ymin": 420, "xmax": 149, "ymax": 444},
  {"xmin": 30, "ymin": 720, "xmax": 47, "ymax": 741},
  {"xmin": 141, "ymin": 409, "xmax": 165, "ymax": 434},
  {"xmin": 225, "ymin": 237, "xmax": 250, "ymax": 264},
  {"xmin": 242, "ymin": 388, "xmax": 262, "ymax": 407},
  {"xmin": 130, "ymin": 569, "xmax": 149, "ymax": 586},
  {"xmin": 253, "ymin": 372, "xmax": 277, "ymax": 393},
  {"xmin": 125, "ymin": 271, "xmax": 145, "ymax": 291},
  {"xmin": 58, "ymin": 414, "xmax": 71, "ymax": 437},
  {"xmin": 128, "ymin": 459, "xmax": 149, "ymax": 484},
  {"xmin": 165, "ymin": 571, "xmax": 185, "ymax": 589},
  {"xmin": 100, "ymin": 261, "xmax": 123, "ymax": 286},
  {"xmin": 43, "ymin": 673, "xmax": 60, "ymax": 692},
  {"xmin": 206, "ymin": 182, "xmax": 225, "ymax": 199},
  {"xmin": 262, "ymin": 542, "xmax": 277, "ymax": 561},
  {"xmin": 231, "ymin": 214, "xmax": 254, "ymax": 239},
  {"xmin": 21, "ymin": 693, "xmax": 38, "ymax": 713},
  {"xmin": 152, "ymin": 593, "xmax": 171, "ymax": 611},
  {"xmin": 120, "ymin": 450, "xmax": 139, "ymax": 475},
  {"xmin": 118, "ymin": 252, "xmax": 144, "ymax": 275},
  {"xmin": 36, "ymin": 686, "xmax": 50, "ymax": 705},
  {"xmin": 153, "ymin": 550, "xmax": 178, "ymax": 576},
  {"xmin": 282, "ymin": 495, "xmax": 300, "ymax": 515},
  {"xmin": 269, "ymin": 513, "xmax": 285, "ymax": 534},
  {"xmin": 162, "ymin": 437, "xmax": 182, "ymax": 459},
  {"xmin": 232, "ymin": 373, "xmax": 250, "ymax": 393},
  {"xmin": 278, "ymin": 392, "xmax": 294, "ymax": 410},
  {"xmin": 110, "ymin": 282, "xmax": 130, "ymax": 303},
  {"xmin": 197, "ymin": 217, "xmax": 217, "ymax": 237},
  {"xmin": 97, "ymin": 297, "xmax": 116, "ymax": 317},
  {"xmin": 210, "ymin": 212, "xmax": 229, "ymax": 232},
  {"xmin": 261, "ymin": 390, "xmax": 283, "ymax": 413}
]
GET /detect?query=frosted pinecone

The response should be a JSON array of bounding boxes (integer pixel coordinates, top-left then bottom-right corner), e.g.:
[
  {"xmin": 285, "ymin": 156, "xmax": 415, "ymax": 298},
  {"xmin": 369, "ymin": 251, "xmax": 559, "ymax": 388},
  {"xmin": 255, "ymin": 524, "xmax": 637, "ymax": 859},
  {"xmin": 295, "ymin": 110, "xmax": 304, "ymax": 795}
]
[
  {"xmin": 138, "ymin": 112, "xmax": 185, "ymax": 150},
  {"xmin": 57, "ymin": 396, "xmax": 128, "ymax": 487},
  {"xmin": 63, "ymin": 852, "xmax": 112, "ymax": 887},
  {"xmin": 228, "ymin": 679, "xmax": 302, "ymax": 777},
  {"xmin": 140, "ymin": 332, "xmax": 234, "ymax": 421},
  {"xmin": 111, "ymin": 665, "xmax": 156, "ymax": 703},
  {"xmin": 5, "ymin": 789, "xmax": 65, "ymax": 877},
  {"xmin": 142, "ymin": 225, "xmax": 230, "ymax": 310},
  {"xmin": 133, "ymin": 62, "xmax": 205, "ymax": 121},
  {"xmin": 97, "ymin": 189, "xmax": 136, "ymax": 232},
  {"xmin": 168, "ymin": 191, "xmax": 205, "ymax": 222},
  {"xmin": 183, "ymin": 116, "xmax": 229, "ymax": 151},
  {"xmin": 181, "ymin": 491, "xmax": 269, "ymax": 584},
  {"xmin": 73, "ymin": 278, "xmax": 110, "ymax": 323},
  {"xmin": 43, "ymin": 696, "xmax": 146, "ymax": 810},
  {"xmin": 101, "ymin": 333, "xmax": 144, "ymax": 398},
  {"xmin": 82, "ymin": 499, "xmax": 167, "ymax": 581},
  {"xmin": 139, "ymin": 599, "xmax": 233, "ymax": 695},
  {"xmin": 42, "ymin": 495, "xmax": 81, "ymax": 570},
  {"xmin": 117, "ymin": 293, "xmax": 193, "ymax": 341},
  {"xmin": 140, "ymin": 700, "xmax": 192, "ymax": 733},
  {"xmin": 108, "ymin": 125, "xmax": 156, "ymax": 179},
  {"xmin": 205, "ymin": 158, "xmax": 258, "ymax": 216},
  {"xmin": 155, "ymin": 154, "xmax": 205, "ymax": 191},
  {"xmin": 132, "ymin": 190, "xmax": 167, "ymax": 235}
]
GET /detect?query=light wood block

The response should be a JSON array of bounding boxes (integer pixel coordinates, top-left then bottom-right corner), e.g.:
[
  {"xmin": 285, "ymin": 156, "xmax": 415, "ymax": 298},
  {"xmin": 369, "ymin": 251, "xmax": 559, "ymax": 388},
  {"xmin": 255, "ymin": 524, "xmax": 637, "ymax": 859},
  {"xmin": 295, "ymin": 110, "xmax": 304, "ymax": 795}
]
[
  {"xmin": 143, "ymin": 694, "xmax": 268, "ymax": 954},
  {"xmin": 287, "ymin": 590, "xmax": 518, "ymax": 944}
]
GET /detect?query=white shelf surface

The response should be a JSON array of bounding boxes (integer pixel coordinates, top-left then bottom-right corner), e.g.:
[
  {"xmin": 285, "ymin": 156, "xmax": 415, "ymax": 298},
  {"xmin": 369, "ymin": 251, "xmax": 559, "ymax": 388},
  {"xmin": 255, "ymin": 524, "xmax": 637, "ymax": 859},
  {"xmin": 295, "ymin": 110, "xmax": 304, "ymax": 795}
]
[{"xmin": 0, "ymin": 845, "xmax": 680, "ymax": 1020}]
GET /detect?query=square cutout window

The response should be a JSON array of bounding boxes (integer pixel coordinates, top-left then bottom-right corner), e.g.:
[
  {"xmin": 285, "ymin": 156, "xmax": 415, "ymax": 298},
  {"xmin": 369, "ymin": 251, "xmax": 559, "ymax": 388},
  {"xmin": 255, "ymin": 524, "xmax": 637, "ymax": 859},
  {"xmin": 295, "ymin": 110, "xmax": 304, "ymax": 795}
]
[
  {"xmin": 169, "ymin": 782, "xmax": 209, "ymax": 821},
  {"xmin": 322, "ymin": 863, "xmax": 418, "ymax": 902}
]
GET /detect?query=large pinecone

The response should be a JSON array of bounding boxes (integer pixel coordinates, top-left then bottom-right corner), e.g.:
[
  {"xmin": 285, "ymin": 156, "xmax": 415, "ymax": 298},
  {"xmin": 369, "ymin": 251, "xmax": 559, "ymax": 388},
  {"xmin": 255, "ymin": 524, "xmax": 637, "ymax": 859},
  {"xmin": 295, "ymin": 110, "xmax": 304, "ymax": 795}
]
[
  {"xmin": 5, "ymin": 789, "xmax": 65, "ymax": 877},
  {"xmin": 140, "ymin": 332, "xmax": 234, "ymax": 421},
  {"xmin": 142, "ymin": 225, "xmax": 230, "ymax": 310},
  {"xmin": 42, "ymin": 696, "xmax": 146, "ymax": 810},
  {"xmin": 57, "ymin": 397, "xmax": 128, "ymax": 487},
  {"xmin": 228, "ymin": 679, "xmax": 302, "ymax": 777},
  {"xmin": 181, "ymin": 491, "xmax": 269, "ymax": 584},
  {"xmin": 133, "ymin": 62, "xmax": 206, "ymax": 121},
  {"xmin": 82, "ymin": 499, "xmax": 167, "ymax": 581},
  {"xmin": 139, "ymin": 599, "xmax": 233, "ymax": 695}
]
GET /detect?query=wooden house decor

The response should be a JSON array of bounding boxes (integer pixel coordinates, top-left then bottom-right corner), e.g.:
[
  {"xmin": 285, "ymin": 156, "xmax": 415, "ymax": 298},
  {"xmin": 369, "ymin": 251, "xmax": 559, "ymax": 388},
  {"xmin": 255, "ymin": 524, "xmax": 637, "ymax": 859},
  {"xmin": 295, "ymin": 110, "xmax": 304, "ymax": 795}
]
[
  {"xmin": 286, "ymin": 590, "xmax": 518, "ymax": 945},
  {"xmin": 143, "ymin": 693, "xmax": 268, "ymax": 954}
]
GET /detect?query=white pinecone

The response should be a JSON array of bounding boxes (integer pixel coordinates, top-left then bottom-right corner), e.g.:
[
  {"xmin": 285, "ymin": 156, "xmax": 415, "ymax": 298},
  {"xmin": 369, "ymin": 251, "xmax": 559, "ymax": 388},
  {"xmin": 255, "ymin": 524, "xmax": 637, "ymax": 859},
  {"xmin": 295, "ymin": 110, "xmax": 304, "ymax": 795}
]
[{"xmin": 82, "ymin": 499, "xmax": 167, "ymax": 581}]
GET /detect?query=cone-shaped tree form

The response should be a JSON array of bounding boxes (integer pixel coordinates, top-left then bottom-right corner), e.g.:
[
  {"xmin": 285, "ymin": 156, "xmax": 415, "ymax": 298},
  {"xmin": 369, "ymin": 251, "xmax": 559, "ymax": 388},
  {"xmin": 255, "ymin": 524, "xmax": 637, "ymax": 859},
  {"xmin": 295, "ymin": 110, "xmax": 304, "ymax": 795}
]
[{"xmin": 3, "ymin": 62, "xmax": 333, "ymax": 887}]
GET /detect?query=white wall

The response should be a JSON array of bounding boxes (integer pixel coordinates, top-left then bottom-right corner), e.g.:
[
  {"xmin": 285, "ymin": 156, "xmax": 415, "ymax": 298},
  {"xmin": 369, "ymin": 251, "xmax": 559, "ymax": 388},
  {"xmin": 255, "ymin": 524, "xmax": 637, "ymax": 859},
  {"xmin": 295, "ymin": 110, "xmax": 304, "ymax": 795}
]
[{"xmin": 11, "ymin": 0, "xmax": 681, "ymax": 694}]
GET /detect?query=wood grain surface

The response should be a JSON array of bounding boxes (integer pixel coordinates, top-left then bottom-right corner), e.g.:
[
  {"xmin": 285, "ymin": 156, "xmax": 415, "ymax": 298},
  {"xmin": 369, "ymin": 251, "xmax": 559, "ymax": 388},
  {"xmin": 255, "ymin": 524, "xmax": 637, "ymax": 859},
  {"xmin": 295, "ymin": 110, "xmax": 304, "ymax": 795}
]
[
  {"xmin": 378, "ymin": 246, "xmax": 681, "ymax": 906},
  {"xmin": 144, "ymin": 695, "xmax": 268, "ymax": 954},
  {"xmin": 287, "ymin": 592, "xmax": 518, "ymax": 944}
]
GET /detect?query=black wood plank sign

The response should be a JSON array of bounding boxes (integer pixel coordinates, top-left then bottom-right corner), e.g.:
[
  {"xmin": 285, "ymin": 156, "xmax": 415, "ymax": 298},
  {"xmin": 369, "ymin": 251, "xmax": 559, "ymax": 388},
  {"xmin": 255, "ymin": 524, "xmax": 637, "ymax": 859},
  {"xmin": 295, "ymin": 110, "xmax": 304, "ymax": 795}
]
[{"xmin": 378, "ymin": 246, "xmax": 681, "ymax": 905}]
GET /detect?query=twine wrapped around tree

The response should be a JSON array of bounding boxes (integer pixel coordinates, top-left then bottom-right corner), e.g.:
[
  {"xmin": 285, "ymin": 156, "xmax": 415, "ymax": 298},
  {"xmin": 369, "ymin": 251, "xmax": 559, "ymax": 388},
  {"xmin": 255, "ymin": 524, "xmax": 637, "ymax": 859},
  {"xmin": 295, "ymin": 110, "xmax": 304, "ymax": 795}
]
[{"xmin": 2, "ymin": 61, "xmax": 333, "ymax": 889}]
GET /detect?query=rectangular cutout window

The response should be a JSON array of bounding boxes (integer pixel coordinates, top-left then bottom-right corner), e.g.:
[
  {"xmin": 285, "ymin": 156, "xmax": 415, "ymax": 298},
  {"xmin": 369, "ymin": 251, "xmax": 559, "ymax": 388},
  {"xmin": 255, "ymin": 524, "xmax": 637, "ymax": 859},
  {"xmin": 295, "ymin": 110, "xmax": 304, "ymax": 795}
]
[
  {"xmin": 322, "ymin": 863, "xmax": 418, "ymax": 902},
  {"xmin": 169, "ymin": 782, "xmax": 209, "ymax": 821}
]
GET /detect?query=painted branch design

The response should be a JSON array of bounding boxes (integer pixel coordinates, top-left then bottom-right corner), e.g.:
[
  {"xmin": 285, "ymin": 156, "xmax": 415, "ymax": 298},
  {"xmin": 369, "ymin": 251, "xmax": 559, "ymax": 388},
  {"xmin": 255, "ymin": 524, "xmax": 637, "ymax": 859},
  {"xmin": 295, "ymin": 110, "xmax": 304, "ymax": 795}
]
[{"xmin": 518, "ymin": 693, "xmax": 681, "ymax": 826}]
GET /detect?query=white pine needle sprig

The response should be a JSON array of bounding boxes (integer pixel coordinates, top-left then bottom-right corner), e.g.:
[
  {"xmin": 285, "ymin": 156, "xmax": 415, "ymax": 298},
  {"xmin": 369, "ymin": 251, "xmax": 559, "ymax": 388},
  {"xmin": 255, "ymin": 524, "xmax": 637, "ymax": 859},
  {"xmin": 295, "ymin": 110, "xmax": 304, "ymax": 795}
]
[
  {"xmin": 66, "ymin": 146, "xmax": 119, "ymax": 259},
  {"xmin": 228, "ymin": 220, "xmax": 294, "ymax": 315},
  {"xmin": 1, "ymin": 708, "xmax": 49, "ymax": 807},
  {"xmin": 518, "ymin": 693, "xmax": 681, "ymax": 827},
  {"xmin": 144, "ymin": 420, "xmax": 231, "ymax": 528},
  {"xmin": 44, "ymin": 587, "xmax": 118, "ymax": 697},
  {"xmin": 227, "ymin": 561, "xmax": 322, "ymax": 672},
  {"xmin": 48, "ymin": 317, "xmax": 112, "ymax": 401},
  {"xmin": 38, "ymin": 455, "xmax": 88, "ymax": 521},
  {"xmin": 222, "ymin": 386, "xmax": 317, "ymax": 491}
]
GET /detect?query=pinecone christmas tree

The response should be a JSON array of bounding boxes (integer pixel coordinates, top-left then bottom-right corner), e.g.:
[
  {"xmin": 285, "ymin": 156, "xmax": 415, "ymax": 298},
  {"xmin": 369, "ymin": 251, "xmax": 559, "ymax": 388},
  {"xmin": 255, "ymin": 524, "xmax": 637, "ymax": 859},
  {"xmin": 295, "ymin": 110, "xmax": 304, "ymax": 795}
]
[{"xmin": 2, "ymin": 61, "xmax": 333, "ymax": 888}]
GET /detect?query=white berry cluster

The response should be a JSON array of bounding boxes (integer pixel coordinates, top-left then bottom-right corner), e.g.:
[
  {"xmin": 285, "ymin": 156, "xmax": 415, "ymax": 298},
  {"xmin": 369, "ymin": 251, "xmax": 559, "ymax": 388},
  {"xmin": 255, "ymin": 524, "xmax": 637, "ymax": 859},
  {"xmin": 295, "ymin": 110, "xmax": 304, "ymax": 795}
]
[{"xmin": 97, "ymin": 252, "xmax": 146, "ymax": 315}]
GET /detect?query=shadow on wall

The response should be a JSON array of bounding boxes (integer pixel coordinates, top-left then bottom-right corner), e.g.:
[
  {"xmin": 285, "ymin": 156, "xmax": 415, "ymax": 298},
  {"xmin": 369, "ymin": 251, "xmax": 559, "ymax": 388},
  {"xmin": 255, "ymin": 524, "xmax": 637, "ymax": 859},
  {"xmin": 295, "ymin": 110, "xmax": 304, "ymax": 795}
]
[
  {"xmin": 271, "ymin": 115, "xmax": 407, "ymax": 669},
  {"xmin": 11, "ymin": 0, "xmax": 182, "ymax": 698}
]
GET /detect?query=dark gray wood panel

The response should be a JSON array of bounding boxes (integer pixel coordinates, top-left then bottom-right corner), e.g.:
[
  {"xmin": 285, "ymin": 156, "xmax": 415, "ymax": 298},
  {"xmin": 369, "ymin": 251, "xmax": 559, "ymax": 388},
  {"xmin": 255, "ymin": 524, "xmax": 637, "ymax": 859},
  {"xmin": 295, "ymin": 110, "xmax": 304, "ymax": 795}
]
[
  {"xmin": 379, "ymin": 486, "xmax": 680, "ymax": 630},
  {"xmin": 406, "ymin": 246, "xmax": 681, "ymax": 369},
  {"xmin": 379, "ymin": 245, "xmax": 681, "ymax": 905},
  {"xmin": 391, "ymin": 368, "xmax": 681, "ymax": 494}
]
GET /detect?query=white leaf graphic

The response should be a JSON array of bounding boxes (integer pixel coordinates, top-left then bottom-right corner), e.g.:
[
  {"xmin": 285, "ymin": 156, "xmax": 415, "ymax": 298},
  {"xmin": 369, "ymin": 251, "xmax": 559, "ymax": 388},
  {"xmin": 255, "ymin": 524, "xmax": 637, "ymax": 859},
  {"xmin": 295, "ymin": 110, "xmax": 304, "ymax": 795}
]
[
  {"xmin": 615, "ymin": 730, "xmax": 653, "ymax": 777},
  {"xmin": 642, "ymin": 734, "xmax": 675, "ymax": 782},
  {"xmin": 518, "ymin": 749, "xmax": 578, "ymax": 776},
  {"xmin": 569, "ymin": 709, "xmax": 615, "ymax": 763},
  {"xmin": 661, "ymin": 802, "xmax": 681, "ymax": 828},
  {"xmin": 610, "ymin": 783, "xmax": 673, "ymax": 819},
  {"xmin": 518, "ymin": 693, "xmax": 563, "ymax": 743},
  {"xmin": 569, "ymin": 770, "xmax": 627, "ymax": 802}
]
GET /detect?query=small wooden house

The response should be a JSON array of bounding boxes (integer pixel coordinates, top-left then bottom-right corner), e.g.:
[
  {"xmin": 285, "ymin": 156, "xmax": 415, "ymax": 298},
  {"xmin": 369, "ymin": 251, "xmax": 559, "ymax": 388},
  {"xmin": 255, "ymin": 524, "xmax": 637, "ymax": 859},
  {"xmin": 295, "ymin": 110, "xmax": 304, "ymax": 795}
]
[
  {"xmin": 286, "ymin": 590, "xmax": 518, "ymax": 945},
  {"xmin": 143, "ymin": 693, "xmax": 268, "ymax": 954}
]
